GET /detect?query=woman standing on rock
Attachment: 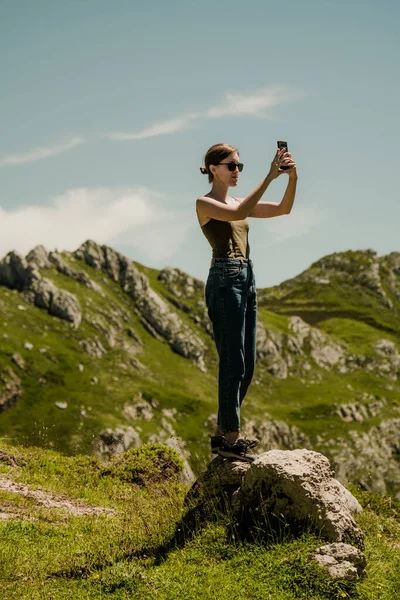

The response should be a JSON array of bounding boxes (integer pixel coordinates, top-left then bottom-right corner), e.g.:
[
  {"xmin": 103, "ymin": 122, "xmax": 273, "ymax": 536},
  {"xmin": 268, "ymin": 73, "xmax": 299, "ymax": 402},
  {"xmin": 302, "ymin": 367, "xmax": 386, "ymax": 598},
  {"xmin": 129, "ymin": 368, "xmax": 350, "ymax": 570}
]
[{"xmin": 196, "ymin": 142, "xmax": 297, "ymax": 462}]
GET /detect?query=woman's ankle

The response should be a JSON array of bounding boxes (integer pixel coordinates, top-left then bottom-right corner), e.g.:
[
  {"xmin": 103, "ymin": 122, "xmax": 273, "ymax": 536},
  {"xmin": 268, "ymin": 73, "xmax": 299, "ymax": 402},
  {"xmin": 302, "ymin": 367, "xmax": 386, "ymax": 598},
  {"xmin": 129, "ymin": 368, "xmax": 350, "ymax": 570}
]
[{"xmin": 224, "ymin": 431, "xmax": 240, "ymax": 443}]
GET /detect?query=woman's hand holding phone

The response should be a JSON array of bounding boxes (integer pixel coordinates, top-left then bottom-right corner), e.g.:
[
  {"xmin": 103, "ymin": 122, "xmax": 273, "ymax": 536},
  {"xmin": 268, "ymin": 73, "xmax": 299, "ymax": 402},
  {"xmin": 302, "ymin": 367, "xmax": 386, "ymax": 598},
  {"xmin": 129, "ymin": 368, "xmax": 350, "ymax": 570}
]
[{"xmin": 268, "ymin": 147, "xmax": 297, "ymax": 180}]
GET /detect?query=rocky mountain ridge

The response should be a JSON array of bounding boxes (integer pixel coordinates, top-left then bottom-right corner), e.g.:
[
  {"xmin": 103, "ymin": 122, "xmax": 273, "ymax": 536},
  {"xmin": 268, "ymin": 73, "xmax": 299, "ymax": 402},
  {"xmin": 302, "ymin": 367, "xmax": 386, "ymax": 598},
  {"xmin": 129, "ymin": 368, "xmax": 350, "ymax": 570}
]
[{"xmin": 1, "ymin": 241, "xmax": 400, "ymax": 498}]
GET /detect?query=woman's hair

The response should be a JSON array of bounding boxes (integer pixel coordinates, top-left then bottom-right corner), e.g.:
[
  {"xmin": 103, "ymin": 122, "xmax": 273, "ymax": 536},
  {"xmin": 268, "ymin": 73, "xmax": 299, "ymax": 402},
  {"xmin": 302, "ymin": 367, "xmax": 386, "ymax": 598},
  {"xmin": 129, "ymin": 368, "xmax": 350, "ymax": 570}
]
[{"xmin": 200, "ymin": 143, "xmax": 239, "ymax": 184}]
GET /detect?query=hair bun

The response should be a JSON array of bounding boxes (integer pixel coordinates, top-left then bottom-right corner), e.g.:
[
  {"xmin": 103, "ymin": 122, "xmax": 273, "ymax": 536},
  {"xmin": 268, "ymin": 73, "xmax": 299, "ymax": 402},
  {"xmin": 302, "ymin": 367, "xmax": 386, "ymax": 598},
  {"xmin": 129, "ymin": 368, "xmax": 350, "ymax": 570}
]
[{"xmin": 200, "ymin": 166, "xmax": 207, "ymax": 174}]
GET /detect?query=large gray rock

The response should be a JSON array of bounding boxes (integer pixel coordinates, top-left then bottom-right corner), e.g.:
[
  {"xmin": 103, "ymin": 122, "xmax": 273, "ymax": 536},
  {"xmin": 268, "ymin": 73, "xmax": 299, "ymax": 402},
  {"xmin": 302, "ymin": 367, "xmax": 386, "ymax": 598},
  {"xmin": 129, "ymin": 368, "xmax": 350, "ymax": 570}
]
[
  {"xmin": 28, "ymin": 278, "xmax": 82, "ymax": 328},
  {"xmin": 26, "ymin": 245, "xmax": 53, "ymax": 269},
  {"xmin": 231, "ymin": 449, "xmax": 364, "ymax": 546},
  {"xmin": 186, "ymin": 448, "xmax": 364, "ymax": 549},
  {"xmin": 0, "ymin": 251, "xmax": 82, "ymax": 328},
  {"xmin": 0, "ymin": 251, "xmax": 36, "ymax": 289}
]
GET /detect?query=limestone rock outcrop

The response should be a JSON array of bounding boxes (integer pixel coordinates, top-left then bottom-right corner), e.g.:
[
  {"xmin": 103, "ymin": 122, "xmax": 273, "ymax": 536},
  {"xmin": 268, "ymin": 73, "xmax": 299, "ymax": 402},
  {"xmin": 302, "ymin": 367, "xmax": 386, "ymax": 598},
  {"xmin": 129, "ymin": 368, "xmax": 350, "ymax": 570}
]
[
  {"xmin": 26, "ymin": 245, "xmax": 103, "ymax": 295},
  {"xmin": 256, "ymin": 316, "xmax": 346, "ymax": 379},
  {"xmin": 158, "ymin": 266, "xmax": 213, "ymax": 337},
  {"xmin": 74, "ymin": 241, "xmax": 207, "ymax": 370},
  {"xmin": 326, "ymin": 418, "xmax": 400, "ymax": 500},
  {"xmin": 0, "ymin": 251, "xmax": 81, "ymax": 328}
]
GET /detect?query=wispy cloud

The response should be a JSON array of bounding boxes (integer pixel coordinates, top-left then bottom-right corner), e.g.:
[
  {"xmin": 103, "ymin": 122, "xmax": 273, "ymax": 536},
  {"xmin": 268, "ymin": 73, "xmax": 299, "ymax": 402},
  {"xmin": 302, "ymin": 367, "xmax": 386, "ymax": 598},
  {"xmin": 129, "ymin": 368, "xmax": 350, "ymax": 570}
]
[
  {"xmin": 108, "ymin": 112, "xmax": 201, "ymax": 140},
  {"xmin": 106, "ymin": 84, "xmax": 305, "ymax": 140},
  {"xmin": 0, "ymin": 187, "xmax": 192, "ymax": 261},
  {"xmin": 0, "ymin": 85, "xmax": 304, "ymax": 168},
  {"xmin": 0, "ymin": 85, "xmax": 304, "ymax": 165},
  {"xmin": 206, "ymin": 85, "xmax": 305, "ymax": 119},
  {"xmin": 0, "ymin": 137, "xmax": 86, "ymax": 167}
]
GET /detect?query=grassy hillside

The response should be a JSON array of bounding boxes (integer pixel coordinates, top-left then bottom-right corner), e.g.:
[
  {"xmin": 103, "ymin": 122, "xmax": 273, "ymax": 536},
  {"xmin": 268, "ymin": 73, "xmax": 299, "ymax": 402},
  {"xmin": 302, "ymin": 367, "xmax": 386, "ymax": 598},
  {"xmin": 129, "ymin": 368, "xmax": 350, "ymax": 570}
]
[
  {"xmin": 1, "ymin": 243, "xmax": 400, "ymax": 494},
  {"xmin": 259, "ymin": 250, "xmax": 400, "ymax": 333},
  {"xmin": 0, "ymin": 441, "xmax": 399, "ymax": 600}
]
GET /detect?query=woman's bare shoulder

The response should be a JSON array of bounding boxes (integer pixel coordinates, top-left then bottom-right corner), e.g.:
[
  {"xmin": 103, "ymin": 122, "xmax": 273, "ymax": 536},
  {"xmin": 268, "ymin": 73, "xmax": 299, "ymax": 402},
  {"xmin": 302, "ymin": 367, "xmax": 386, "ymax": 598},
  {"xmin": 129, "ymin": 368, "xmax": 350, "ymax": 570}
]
[{"xmin": 196, "ymin": 195, "xmax": 243, "ymax": 223}]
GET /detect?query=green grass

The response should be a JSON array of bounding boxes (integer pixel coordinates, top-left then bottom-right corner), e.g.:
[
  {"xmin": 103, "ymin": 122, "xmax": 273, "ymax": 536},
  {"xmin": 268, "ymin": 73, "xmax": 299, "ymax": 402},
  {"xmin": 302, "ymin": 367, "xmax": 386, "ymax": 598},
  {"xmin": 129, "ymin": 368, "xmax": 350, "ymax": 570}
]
[
  {"xmin": 0, "ymin": 441, "xmax": 399, "ymax": 599},
  {"xmin": 259, "ymin": 251, "xmax": 400, "ymax": 335},
  {"xmin": 318, "ymin": 318, "xmax": 399, "ymax": 358},
  {"xmin": 1, "ymin": 246, "xmax": 400, "ymax": 498}
]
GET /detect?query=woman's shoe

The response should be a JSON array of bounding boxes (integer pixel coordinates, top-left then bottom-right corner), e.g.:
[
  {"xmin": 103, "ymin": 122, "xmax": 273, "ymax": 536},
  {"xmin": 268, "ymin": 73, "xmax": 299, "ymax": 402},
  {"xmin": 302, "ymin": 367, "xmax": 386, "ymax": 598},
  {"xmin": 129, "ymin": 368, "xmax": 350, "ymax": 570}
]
[
  {"xmin": 210, "ymin": 434, "xmax": 260, "ymax": 456},
  {"xmin": 209, "ymin": 434, "xmax": 224, "ymax": 454},
  {"xmin": 217, "ymin": 437, "xmax": 258, "ymax": 462}
]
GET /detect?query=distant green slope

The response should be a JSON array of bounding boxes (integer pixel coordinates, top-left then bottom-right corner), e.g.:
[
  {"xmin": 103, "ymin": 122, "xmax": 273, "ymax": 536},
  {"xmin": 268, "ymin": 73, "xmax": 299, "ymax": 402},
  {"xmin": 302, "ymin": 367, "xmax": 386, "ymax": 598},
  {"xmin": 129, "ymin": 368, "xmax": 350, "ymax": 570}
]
[{"xmin": 1, "ymin": 242, "xmax": 400, "ymax": 497}]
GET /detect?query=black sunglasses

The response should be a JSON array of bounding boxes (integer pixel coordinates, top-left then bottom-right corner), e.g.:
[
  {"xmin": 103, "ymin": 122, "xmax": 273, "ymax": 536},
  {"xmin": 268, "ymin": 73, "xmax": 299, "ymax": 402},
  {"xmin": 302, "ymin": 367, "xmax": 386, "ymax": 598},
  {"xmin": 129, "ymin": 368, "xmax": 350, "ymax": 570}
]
[{"xmin": 218, "ymin": 161, "xmax": 244, "ymax": 172}]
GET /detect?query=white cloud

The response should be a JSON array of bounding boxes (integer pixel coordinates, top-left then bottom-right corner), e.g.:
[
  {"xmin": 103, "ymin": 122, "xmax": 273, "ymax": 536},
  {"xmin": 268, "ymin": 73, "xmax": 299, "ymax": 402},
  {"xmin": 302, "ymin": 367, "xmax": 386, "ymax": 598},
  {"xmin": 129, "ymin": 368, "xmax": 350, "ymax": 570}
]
[
  {"xmin": 0, "ymin": 187, "xmax": 192, "ymax": 261},
  {"xmin": 0, "ymin": 137, "xmax": 85, "ymax": 167},
  {"xmin": 206, "ymin": 85, "xmax": 304, "ymax": 119},
  {"xmin": 107, "ymin": 112, "xmax": 200, "ymax": 140},
  {"xmin": 106, "ymin": 84, "xmax": 305, "ymax": 140}
]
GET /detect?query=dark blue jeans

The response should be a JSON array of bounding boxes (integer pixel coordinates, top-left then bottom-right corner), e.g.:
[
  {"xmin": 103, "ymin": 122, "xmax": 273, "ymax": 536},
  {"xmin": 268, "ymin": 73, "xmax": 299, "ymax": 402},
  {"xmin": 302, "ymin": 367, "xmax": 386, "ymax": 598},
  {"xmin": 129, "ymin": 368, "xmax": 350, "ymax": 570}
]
[{"xmin": 205, "ymin": 257, "xmax": 257, "ymax": 434}]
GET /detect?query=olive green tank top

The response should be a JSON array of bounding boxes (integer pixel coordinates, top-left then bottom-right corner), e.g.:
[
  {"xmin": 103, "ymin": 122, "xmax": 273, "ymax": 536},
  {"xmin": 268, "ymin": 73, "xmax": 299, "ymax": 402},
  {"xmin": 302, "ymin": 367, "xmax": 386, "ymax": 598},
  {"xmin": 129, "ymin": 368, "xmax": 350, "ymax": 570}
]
[{"xmin": 200, "ymin": 199, "xmax": 250, "ymax": 259}]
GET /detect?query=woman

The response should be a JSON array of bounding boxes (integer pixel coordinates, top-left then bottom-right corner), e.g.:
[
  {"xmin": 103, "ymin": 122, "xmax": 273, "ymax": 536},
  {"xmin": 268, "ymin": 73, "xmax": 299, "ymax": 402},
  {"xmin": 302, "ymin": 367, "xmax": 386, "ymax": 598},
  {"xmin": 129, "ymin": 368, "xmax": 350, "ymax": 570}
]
[{"xmin": 196, "ymin": 142, "xmax": 297, "ymax": 462}]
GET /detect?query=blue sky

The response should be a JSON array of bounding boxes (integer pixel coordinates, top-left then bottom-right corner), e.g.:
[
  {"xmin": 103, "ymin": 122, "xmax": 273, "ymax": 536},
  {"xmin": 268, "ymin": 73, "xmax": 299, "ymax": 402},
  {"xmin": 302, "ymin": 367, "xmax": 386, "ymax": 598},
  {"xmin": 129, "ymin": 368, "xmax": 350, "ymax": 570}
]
[{"xmin": 1, "ymin": 0, "xmax": 399, "ymax": 288}]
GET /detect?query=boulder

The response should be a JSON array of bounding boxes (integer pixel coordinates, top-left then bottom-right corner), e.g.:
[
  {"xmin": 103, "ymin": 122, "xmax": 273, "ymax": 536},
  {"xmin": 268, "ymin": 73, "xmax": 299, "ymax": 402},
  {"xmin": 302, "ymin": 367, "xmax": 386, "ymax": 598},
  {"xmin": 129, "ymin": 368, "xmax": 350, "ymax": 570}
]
[
  {"xmin": 185, "ymin": 448, "xmax": 364, "ymax": 549},
  {"xmin": 26, "ymin": 245, "xmax": 52, "ymax": 269},
  {"xmin": 310, "ymin": 542, "xmax": 367, "ymax": 580}
]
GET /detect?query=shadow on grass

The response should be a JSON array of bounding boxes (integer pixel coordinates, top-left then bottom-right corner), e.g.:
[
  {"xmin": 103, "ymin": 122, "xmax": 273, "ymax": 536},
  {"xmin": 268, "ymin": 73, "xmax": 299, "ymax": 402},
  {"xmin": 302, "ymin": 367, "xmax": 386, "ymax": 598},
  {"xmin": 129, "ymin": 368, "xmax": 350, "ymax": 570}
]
[{"xmin": 132, "ymin": 482, "xmax": 326, "ymax": 567}]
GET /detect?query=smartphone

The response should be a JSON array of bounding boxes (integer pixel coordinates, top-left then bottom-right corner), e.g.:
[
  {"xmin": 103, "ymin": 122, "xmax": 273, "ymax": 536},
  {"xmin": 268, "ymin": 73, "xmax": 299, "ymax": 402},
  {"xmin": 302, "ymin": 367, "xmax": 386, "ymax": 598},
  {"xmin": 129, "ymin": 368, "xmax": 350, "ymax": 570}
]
[{"xmin": 277, "ymin": 140, "xmax": 290, "ymax": 170}]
